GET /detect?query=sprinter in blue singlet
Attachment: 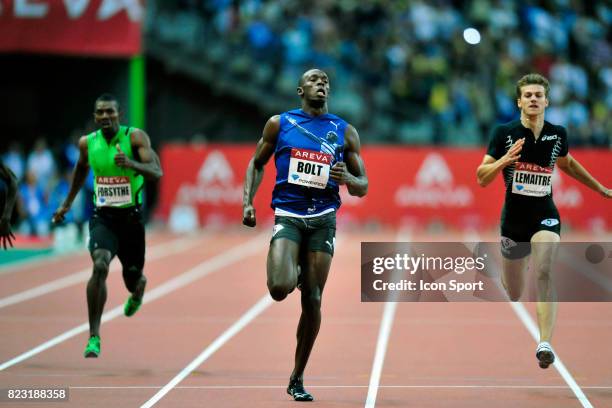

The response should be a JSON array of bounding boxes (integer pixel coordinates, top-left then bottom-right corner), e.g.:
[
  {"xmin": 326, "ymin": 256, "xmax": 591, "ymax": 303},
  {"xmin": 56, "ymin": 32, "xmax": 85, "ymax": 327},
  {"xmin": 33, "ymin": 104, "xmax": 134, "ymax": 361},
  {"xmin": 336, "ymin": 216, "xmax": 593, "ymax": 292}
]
[{"xmin": 242, "ymin": 68, "xmax": 368, "ymax": 401}]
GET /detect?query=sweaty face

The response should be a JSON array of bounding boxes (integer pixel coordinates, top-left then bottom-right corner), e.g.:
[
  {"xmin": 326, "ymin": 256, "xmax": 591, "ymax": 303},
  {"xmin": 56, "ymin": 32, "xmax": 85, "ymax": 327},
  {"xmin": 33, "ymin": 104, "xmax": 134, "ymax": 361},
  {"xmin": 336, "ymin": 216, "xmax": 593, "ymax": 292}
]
[
  {"xmin": 299, "ymin": 70, "xmax": 330, "ymax": 103},
  {"xmin": 518, "ymin": 84, "xmax": 548, "ymax": 116},
  {"xmin": 94, "ymin": 101, "xmax": 120, "ymax": 133}
]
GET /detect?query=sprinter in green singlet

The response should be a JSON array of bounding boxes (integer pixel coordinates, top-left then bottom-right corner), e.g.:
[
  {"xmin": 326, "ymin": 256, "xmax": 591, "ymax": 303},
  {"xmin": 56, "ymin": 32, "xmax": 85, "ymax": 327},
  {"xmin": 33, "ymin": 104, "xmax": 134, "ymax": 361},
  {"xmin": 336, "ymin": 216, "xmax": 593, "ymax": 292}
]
[{"xmin": 52, "ymin": 94, "xmax": 163, "ymax": 358}]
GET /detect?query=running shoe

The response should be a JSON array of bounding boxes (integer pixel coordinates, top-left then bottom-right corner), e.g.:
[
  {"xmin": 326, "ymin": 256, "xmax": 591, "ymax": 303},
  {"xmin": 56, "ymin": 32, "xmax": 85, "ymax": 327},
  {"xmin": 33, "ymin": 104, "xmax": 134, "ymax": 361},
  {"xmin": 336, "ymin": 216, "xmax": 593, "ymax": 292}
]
[
  {"xmin": 287, "ymin": 378, "xmax": 313, "ymax": 401},
  {"xmin": 536, "ymin": 341, "xmax": 555, "ymax": 369},
  {"xmin": 84, "ymin": 335, "xmax": 100, "ymax": 358},
  {"xmin": 124, "ymin": 295, "xmax": 142, "ymax": 317}
]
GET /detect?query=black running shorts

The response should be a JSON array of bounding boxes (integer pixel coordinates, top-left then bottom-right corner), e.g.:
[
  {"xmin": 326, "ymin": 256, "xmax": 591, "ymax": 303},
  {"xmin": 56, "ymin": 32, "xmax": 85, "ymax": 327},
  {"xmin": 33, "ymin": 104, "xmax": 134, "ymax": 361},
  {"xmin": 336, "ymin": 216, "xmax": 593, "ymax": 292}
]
[
  {"xmin": 88, "ymin": 206, "xmax": 145, "ymax": 270},
  {"xmin": 500, "ymin": 199, "xmax": 561, "ymax": 259},
  {"xmin": 271, "ymin": 211, "xmax": 336, "ymax": 256}
]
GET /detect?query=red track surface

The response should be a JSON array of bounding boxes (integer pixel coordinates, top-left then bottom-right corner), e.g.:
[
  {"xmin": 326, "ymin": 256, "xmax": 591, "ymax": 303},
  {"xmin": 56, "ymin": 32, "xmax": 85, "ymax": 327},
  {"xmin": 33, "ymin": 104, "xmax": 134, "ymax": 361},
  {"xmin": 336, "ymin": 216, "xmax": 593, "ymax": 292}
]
[{"xmin": 0, "ymin": 229, "xmax": 610, "ymax": 407}]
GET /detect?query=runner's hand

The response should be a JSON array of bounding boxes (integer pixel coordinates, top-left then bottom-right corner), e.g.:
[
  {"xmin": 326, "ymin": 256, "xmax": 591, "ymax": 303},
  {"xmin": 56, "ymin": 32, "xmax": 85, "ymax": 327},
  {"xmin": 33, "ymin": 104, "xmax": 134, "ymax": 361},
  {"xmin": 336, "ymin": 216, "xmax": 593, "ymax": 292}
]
[
  {"xmin": 243, "ymin": 205, "xmax": 256, "ymax": 227},
  {"xmin": 52, "ymin": 205, "xmax": 70, "ymax": 224},
  {"xmin": 0, "ymin": 217, "xmax": 15, "ymax": 250},
  {"xmin": 500, "ymin": 138, "xmax": 524, "ymax": 167},
  {"xmin": 330, "ymin": 162, "xmax": 350, "ymax": 185},
  {"xmin": 115, "ymin": 144, "xmax": 132, "ymax": 168}
]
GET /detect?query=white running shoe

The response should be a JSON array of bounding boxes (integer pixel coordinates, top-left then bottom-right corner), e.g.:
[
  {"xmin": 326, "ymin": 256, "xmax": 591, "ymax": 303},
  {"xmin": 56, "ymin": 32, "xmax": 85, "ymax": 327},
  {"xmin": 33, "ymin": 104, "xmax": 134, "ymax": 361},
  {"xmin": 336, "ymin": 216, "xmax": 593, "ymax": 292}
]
[{"xmin": 536, "ymin": 341, "xmax": 555, "ymax": 369}]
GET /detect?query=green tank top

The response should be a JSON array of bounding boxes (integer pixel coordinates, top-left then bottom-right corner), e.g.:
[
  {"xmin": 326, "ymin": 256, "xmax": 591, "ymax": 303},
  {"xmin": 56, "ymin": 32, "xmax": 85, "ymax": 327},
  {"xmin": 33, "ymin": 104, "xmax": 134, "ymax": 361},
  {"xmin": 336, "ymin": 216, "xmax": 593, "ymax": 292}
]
[{"xmin": 88, "ymin": 126, "xmax": 144, "ymax": 208}]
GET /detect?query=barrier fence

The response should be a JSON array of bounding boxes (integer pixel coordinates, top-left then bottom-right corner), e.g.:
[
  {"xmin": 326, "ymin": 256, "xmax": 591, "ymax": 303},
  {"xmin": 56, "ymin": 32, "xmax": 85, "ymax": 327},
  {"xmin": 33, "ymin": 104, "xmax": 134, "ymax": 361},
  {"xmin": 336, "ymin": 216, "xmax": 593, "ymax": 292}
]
[{"xmin": 159, "ymin": 145, "xmax": 610, "ymax": 231}]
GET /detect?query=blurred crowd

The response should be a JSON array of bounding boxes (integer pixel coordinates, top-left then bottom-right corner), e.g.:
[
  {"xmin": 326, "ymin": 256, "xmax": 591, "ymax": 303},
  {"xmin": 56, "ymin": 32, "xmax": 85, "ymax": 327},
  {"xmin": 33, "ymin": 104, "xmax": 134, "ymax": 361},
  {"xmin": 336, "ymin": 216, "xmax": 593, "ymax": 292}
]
[
  {"xmin": 147, "ymin": 0, "xmax": 611, "ymax": 146},
  {"xmin": 2, "ymin": 137, "xmax": 92, "ymax": 238}
]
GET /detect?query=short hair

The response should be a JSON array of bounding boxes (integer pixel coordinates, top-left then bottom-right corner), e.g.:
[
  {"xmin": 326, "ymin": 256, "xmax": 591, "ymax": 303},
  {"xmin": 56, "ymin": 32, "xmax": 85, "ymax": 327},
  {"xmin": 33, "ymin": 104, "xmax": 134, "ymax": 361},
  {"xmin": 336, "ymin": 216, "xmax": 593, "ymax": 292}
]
[
  {"xmin": 515, "ymin": 74, "xmax": 550, "ymax": 98},
  {"xmin": 298, "ymin": 68, "xmax": 326, "ymax": 87},
  {"xmin": 94, "ymin": 93, "xmax": 120, "ymax": 110}
]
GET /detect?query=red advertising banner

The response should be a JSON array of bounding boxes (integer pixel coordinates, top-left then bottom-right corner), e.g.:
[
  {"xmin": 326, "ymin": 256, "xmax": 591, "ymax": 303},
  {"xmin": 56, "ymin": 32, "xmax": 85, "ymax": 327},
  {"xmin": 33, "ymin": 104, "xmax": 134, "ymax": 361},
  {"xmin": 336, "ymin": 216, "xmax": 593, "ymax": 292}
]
[
  {"xmin": 158, "ymin": 145, "xmax": 276, "ymax": 227},
  {"xmin": 0, "ymin": 0, "xmax": 143, "ymax": 56},
  {"xmin": 158, "ymin": 145, "xmax": 611, "ymax": 231}
]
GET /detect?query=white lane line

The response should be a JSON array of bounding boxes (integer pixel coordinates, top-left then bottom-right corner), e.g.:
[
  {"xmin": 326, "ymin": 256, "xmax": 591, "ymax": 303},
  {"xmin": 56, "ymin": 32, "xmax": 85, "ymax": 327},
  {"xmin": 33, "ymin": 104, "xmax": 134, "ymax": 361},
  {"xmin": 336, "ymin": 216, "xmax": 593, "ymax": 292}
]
[
  {"xmin": 471, "ymin": 231, "xmax": 595, "ymax": 408},
  {"xmin": 68, "ymin": 385, "xmax": 612, "ymax": 390},
  {"xmin": 0, "ymin": 234, "xmax": 208, "ymax": 309},
  {"xmin": 0, "ymin": 230, "xmax": 172, "ymax": 275},
  {"xmin": 365, "ymin": 230, "xmax": 412, "ymax": 408},
  {"xmin": 139, "ymin": 295, "xmax": 274, "ymax": 408},
  {"xmin": 510, "ymin": 302, "xmax": 594, "ymax": 408},
  {"xmin": 364, "ymin": 301, "xmax": 397, "ymax": 408},
  {"xmin": 0, "ymin": 234, "xmax": 267, "ymax": 372},
  {"xmin": 0, "ymin": 251, "xmax": 77, "ymax": 275}
]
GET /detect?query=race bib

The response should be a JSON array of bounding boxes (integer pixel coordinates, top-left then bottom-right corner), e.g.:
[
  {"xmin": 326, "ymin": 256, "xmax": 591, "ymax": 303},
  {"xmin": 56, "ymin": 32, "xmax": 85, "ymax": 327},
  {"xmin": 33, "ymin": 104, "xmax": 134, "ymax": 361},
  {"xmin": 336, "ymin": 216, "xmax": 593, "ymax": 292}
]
[
  {"xmin": 288, "ymin": 148, "xmax": 332, "ymax": 189},
  {"xmin": 512, "ymin": 162, "xmax": 552, "ymax": 197},
  {"xmin": 96, "ymin": 176, "xmax": 132, "ymax": 207}
]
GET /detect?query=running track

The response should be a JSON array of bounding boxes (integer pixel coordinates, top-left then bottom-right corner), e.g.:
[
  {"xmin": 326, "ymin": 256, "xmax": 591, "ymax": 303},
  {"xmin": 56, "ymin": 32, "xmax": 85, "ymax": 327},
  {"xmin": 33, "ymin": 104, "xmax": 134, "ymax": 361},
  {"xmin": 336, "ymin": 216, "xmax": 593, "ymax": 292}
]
[{"xmin": 0, "ymin": 229, "xmax": 611, "ymax": 407}]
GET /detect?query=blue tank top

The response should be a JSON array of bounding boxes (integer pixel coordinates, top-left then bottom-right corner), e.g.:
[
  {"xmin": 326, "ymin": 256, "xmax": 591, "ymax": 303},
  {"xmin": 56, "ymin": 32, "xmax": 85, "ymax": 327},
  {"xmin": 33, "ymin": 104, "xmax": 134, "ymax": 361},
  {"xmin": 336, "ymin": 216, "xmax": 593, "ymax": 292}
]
[{"xmin": 271, "ymin": 109, "xmax": 347, "ymax": 216}]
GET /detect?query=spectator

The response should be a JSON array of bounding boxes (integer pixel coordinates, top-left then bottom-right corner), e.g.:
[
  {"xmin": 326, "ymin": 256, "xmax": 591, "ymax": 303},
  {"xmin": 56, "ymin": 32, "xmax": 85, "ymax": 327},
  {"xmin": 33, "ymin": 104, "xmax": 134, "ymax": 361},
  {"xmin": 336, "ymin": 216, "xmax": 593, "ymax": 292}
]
[
  {"xmin": 146, "ymin": 0, "xmax": 611, "ymax": 145},
  {"xmin": 26, "ymin": 138, "xmax": 56, "ymax": 194},
  {"xmin": 3, "ymin": 142, "xmax": 26, "ymax": 182},
  {"xmin": 18, "ymin": 171, "xmax": 49, "ymax": 237}
]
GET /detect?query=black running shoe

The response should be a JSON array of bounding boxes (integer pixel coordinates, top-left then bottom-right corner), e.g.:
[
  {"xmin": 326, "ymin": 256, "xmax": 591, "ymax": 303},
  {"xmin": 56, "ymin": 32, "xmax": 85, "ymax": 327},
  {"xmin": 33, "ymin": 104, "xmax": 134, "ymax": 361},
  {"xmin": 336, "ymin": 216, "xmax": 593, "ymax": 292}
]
[
  {"xmin": 287, "ymin": 378, "xmax": 313, "ymax": 402},
  {"xmin": 536, "ymin": 342, "xmax": 555, "ymax": 369}
]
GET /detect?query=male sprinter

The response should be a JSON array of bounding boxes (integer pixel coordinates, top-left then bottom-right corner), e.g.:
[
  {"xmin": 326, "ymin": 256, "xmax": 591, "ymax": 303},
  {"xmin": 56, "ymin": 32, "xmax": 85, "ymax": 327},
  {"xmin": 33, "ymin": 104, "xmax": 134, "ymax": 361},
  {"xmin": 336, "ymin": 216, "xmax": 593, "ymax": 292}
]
[
  {"xmin": 477, "ymin": 74, "xmax": 611, "ymax": 368},
  {"xmin": 53, "ymin": 94, "xmax": 163, "ymax": 357},
  {"xmin": 242, "ymin": 68, "xmax": 368, "ymax": 401}
]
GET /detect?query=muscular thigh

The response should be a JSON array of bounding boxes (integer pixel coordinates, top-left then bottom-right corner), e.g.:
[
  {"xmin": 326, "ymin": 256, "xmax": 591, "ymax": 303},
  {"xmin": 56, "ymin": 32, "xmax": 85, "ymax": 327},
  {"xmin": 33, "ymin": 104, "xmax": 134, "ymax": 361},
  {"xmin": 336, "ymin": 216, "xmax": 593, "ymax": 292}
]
[
  {"xmin": 269, "ymin": 237, "xmax": 300, "ymax": 268},
  {"xmin": 502, "ymin": 255, "xmax": 529, "ymax": 277},
  {"xmin": 530, "ymin": 230, "xmax": 560, "ymax": 268},
  {"xmin": 301, "ymin": 251, "xmax": 333, "ymax": 292}
]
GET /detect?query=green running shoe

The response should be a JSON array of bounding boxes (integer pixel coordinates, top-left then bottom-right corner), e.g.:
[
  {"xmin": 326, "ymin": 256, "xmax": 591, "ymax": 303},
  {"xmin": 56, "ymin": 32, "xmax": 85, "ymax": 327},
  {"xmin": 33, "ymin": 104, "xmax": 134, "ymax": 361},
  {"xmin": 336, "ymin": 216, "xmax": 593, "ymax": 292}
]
[
  {"xmin": 124, "ymin": 296, "xmax": 142, "ymax": 317},
  {"xmin": 84, "ymin": 335, "xmax": 100, "ymax": 358}
]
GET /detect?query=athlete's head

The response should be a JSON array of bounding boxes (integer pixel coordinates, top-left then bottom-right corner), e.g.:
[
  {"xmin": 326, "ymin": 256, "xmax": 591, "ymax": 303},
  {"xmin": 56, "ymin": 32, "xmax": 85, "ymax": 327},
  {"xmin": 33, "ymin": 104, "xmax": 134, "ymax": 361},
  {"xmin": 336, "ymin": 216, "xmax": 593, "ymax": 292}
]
[
  {"xmin": 94, "ymin": 93, "xmax": 120, "ymax": 136},
  {"xmin": 297, "ymin": 68, "xmax": 329, "ymax": 109},
  {"xmin": 516, "ymin": 73, "xmax": 549, "ymax": 116}
]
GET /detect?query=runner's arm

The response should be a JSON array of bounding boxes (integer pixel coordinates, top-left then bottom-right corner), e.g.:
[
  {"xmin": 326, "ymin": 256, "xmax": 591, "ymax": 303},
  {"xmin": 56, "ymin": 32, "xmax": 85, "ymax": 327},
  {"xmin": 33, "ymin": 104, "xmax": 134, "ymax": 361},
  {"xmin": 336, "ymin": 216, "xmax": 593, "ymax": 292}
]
[
  {"xmin": 476, "ymin": 138, "xmax": 525, "ymax": 187},
  {"xmin": 330, "ymin": 124, "xmax": 368, "ymax": 197},
  {"xmin": 556, "ymin": 154, "xmax": 610, "ymax": 198},
  {"xmin": 53, "ymin": 136, "xmax": 90, "ymax": 222},
  {"xmin": 242, "ymin": 115, "xmax": 279, "ymax": 226},
  {"xmin": 476, "ymin": 155, "xmax": 505, "ymax": 187},
  {"xmin": 123, "ymin": 130, "xmax": 163, "ymax": 180}
]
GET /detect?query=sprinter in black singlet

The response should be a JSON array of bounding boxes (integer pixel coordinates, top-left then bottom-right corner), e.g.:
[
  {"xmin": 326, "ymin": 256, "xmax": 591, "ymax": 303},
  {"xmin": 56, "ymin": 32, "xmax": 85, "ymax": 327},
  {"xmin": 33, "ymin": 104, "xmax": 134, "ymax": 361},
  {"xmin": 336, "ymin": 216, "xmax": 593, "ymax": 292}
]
[{"xmin": 477, "ymin": 74, "xmax": 611, "ymax": 369}]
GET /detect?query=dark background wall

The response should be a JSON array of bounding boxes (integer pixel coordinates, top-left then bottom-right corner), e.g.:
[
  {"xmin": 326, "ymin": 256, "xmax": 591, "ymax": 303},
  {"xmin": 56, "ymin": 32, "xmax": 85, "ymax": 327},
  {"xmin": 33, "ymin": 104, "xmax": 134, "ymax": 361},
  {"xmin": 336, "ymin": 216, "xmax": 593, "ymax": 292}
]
[
  {"xmin": 0, "ymin": 54, "xmax": 128, "ymax": 152},
  {"xmin": 146, "ymin": 57, "xmax": 268, "ymax": 145},
  {"xmin": 0, "ymin": 54, "xmax": 274, "ymax": 153}
]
